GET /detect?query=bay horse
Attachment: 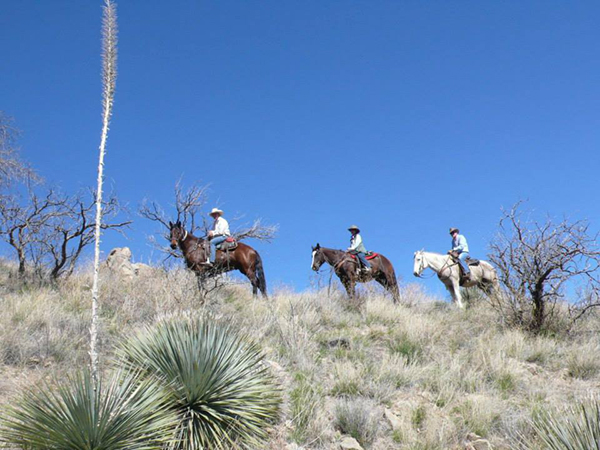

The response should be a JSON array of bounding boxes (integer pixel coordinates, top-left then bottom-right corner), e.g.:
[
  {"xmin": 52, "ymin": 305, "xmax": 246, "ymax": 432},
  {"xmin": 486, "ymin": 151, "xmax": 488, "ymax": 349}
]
[
  {"xmin": 169, "ymin": 221, "xmax": 267, "ymax": 297},
  {"xmin": 311, "ymin": 243, "xmax": 399, "ymax": 303},
  {"xmin": 413, "ymin": 250, "xmax": 499, "ymax": 308}
]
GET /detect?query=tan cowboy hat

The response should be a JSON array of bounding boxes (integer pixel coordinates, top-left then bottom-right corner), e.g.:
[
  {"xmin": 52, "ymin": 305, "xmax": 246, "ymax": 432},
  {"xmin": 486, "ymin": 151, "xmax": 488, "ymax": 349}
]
[
  {"xmin": 348, "ymin": 225, "xmax": 360, "ymax": 232},
  {"xmin": 209, "ymin": 208, "xmax": 224, "ymax": 216},
  {"xmin": 449, "ymin": 227, "xmax": 459, "ymax": 234}
]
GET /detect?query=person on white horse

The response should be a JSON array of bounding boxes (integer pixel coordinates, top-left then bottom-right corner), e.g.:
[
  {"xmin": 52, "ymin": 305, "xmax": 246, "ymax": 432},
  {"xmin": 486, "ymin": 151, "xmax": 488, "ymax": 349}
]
[
  {"xmin": 347, "ymin": 225, "xmax": 371, "ymax": 273},
  {"xmin": 206, "ymin": 208, "xmax": 231, "ymax": 266},
  {"xmin": 449, "ymin": 227, "xmax": 470, "ymax": 281}
]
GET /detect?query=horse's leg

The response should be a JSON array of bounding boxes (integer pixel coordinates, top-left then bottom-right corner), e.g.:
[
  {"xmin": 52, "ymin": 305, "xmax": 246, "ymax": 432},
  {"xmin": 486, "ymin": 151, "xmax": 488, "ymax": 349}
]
[
  {"xmin": 375, "ymin": 272, "xmax": 399, "ymax": 304},
  {"xmin": 196, "ymin": 273, "xmax": 207, "ymax": 303},
  {"xmin": 451, "ymin": 278, "xmax": 464, "ymax": 309},
  {"xmin": 340, "ymin": 274, "xmax": 355, "ymax": 299}
]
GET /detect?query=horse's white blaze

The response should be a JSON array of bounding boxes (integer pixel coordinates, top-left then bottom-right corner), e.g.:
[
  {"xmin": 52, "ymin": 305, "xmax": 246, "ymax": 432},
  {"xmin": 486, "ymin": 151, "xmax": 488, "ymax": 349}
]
[
  {"xmin": 413, "ymin": 251, "xmax": 423, "ymax": 275},
  {"xmin": 311, "ymin": 250, "xmax": 316, "ymax": 270}
]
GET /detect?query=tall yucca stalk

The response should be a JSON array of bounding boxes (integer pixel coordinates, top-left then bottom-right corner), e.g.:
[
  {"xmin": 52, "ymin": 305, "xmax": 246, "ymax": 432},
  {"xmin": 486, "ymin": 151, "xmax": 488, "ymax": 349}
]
[
  {"xmin": 118, "ymin": 317, "xmax": 282, "ymax": 449},
  {"xmin": 91, "ymin": 0, "xmax": 118, "ymax": 380},
  {"xmin": 531, "ymin": 399, "xmax": 600, "ymax": 449},
  {"xmin": 0, "ymin": 370, "xmax": 178, "ymax": 449}
]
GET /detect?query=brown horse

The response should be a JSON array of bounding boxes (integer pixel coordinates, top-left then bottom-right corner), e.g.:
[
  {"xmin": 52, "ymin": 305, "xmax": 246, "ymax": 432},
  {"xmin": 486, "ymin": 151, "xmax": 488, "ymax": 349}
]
[
  {"xmin": 311, "ymin": 243, "xmax": 399, "ymax": 302},
  {"xmin": 169, "ymin": 221, "xmax": 267, "ymax": 297}
]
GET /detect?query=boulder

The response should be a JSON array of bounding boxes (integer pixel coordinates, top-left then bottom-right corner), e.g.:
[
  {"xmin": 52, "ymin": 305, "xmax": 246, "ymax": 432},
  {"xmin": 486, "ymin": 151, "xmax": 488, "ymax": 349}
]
[
  {"xmin": 105, "ymin": 247, "xmax": 135, "ymax": 279},
  {"xmin": 132, "ymin": 262, "xmax": 154, "ymax": 277},
  {"xmin": 339, "ymin": 436, "xmax": 363, "ymax": 450},
  {"xmin": 384, "ymin": 407, "xmax": 402, "ymax": 431}
]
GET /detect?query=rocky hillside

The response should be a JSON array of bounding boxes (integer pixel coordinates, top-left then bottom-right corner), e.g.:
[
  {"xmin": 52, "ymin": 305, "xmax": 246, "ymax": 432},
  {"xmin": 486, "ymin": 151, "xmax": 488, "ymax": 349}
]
[{"xmin": 1, "ymin": 258, "xmax": 599, "ymax": 449}]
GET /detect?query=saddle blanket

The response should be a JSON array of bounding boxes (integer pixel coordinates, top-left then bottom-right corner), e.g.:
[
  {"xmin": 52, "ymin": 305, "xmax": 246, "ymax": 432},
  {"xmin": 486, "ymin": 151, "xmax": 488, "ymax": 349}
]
[
  {"xmin": 349, "ymin": 252, "xmax": 379, "ymax": 260},
  {"xmin": 217, "ymin": 237, "xmax": 237, "ymax": 251}
]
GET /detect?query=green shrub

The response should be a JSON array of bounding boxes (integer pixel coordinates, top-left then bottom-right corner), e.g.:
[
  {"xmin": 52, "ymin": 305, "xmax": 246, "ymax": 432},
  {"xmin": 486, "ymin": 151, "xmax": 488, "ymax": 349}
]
[
  {"xmin": 387, "ymin": 332, "xmax": 422, "ymax": 364},
  {"xmin": 290, "ymin": 372, "xmax": 322, "ymax": 444},
  {"xmin": 118, "ymin": 317, "xmax": 282, "ymax": 449},
  {"xmin": 0, "ymin": 370, "xmax": 176, "ymax": 449},
  {"xmin": 333, "ymin": 398, "xmax": 379, "ymax": 448},
  {"xmin": 531, "ymin": 398, "xmax": 600, "ymax": 449}
]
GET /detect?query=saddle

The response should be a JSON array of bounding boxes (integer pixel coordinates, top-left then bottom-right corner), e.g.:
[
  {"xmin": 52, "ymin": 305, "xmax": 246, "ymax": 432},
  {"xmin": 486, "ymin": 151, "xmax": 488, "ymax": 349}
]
[
  {"xmin": 216, "ymin": 236, "xmax": 238, "ymax": 252},
  {"xmin": 448, "ymin": 251, "xmax": 480, "ymax": 266},
  {"xmin": 348, "ymin": 251, "xmax": 379, "ymax": 261},
  {"xmin": 448, "ymin": 251, "xmax": 479, "ymax": 284},
  {"xmin": 347, "ymin": 251, "xmax": 378, "ymax": 274}
]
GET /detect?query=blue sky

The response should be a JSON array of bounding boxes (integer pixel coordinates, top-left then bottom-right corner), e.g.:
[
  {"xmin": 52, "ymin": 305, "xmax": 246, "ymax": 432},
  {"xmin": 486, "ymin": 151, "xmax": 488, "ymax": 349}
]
[{"xmin": 2, "ymin": 1, "xmax": 599, "ymax": 297}]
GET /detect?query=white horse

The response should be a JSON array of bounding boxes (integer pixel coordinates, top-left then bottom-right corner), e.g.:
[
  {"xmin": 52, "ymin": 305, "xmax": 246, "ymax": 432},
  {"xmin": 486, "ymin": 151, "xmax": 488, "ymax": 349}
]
[{"xmin": 413, "ymin": 250, "xmax": 499, "ymax": 308}]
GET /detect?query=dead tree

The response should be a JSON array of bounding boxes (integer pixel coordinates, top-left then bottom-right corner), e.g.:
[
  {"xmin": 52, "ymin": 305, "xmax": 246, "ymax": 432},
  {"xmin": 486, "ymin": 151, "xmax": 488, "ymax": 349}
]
[
  {"xmin": 488, "ymin": 201, "xmax": 600, "ymax": 333},
  {"xmin": 0, "ymin": 112, "xmax": 37, "ymax": 189},
  {"xmin": 0, "ymin": 184, "xmax": 129, "ymax": 279}
]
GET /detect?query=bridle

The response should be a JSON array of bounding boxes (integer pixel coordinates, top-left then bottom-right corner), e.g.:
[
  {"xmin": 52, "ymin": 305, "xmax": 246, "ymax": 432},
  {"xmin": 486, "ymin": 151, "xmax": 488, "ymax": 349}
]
[{"xmin": 414, "ymin": 252, "xmax": 432, "ymax": 279}]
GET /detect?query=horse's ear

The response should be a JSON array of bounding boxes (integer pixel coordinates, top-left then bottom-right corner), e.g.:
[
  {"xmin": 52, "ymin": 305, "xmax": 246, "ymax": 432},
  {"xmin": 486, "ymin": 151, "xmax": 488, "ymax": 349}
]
[
  {"xmin": 168, "ymin": 221, "xmax": 173, "ymax": 228},
  {"xmin": 176, "ymin": 220, "xmax": 181, "ymax": 227},
  {"xmin": 316, "ymin": 243, "xmax": 320, "ymax": 249}
]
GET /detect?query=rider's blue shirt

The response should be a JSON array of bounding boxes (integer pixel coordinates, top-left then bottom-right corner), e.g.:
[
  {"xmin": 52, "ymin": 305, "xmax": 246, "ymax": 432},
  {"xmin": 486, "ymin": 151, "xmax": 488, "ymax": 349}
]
[{"xmin": 451, "ymin": 234, "xmax": 469, "ymax": 253}]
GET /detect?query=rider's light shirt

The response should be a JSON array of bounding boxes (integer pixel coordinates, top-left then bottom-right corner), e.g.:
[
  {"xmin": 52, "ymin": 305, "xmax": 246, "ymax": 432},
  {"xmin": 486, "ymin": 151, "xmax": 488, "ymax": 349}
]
[
  {"xmin": 211, "ymin": 217, "xmax": 231, "ymax": 237},
  {"xmin": 349, "ymin": 234, "xmax": 367, "ymax": 253},
  {"xmin": 451, "ymin": 234, "xmax": 469, "ymax": 253}
]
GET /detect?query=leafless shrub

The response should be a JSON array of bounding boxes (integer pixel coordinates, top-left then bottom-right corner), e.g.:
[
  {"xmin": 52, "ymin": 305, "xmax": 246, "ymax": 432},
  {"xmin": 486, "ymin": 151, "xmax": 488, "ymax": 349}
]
[
  {"xmin": 0, "ymin": 112, "xmax": 37, "ymax": 190},
  {"xmin": 0, "ymin": 182, "xmax": 129, "ymax": 280},
  {"xmin": 489, "ymin": 201, "xmax": 600, "ymax": 334}
]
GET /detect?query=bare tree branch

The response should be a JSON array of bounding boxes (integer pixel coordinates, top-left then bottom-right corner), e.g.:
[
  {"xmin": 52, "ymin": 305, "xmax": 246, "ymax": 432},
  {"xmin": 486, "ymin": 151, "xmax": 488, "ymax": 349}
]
[{"xmin": 489, "ymin": 201, "xmax": 600, "ymax": 333}]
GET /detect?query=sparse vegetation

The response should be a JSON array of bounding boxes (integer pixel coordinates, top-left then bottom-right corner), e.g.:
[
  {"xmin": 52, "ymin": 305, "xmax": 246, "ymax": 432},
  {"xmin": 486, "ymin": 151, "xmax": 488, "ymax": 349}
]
[{"xmin": 1, "ymin": 265, "xmax": 600, "ymax": 448}]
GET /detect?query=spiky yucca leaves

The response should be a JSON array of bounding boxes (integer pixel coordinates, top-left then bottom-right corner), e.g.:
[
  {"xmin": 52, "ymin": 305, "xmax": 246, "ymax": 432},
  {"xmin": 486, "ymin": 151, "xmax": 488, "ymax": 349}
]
[
  {"xmin": 0, "ymin": 370, "xmax": 177, "ymax": 449},
  {"xmin": 531, "ymin": 399, "xmax": 600, "ymax": 449},
  {"xmin": 118, "ymin": 318, "xmax": 281, "ymax": 449}
]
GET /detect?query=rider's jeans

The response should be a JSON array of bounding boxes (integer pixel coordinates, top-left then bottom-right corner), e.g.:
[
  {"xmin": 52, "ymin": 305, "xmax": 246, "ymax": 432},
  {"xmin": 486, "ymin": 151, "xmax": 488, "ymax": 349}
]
[
  {"xmin": 458, "ymin": 252, "xmax": 470, "ymax": 275},
  {"xmin": 354, "ymin": 251, "xmax": 371, "ymax": 269},
  {"xmin": 210, "ymin": 236, "xmax": 227, "ymax": 262}
]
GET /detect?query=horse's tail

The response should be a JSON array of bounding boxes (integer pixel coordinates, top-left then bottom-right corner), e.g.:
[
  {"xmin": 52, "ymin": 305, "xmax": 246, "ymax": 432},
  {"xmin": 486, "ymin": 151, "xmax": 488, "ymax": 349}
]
[{"xmin": 254, "ymin": 252, "xmax": 267, "ymax": 297}]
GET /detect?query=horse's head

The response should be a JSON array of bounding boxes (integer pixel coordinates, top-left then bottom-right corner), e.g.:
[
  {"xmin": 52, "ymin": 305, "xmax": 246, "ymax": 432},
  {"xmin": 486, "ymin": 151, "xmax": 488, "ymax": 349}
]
[
  {"xmin": 311, "ymin": 243, "xmax": 325, "ymax": 272},
  {"xmin": 413, "ymin": 250, "xmax": 427, "ymax": 277},
  {"xmin": 168, "ymin": 220, "xmax": 186, "ymax": 249}
]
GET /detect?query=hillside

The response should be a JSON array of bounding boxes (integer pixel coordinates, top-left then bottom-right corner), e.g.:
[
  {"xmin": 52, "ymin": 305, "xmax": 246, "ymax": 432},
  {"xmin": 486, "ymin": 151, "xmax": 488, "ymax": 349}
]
[{"xmin": 1, "ymin": 263, "xmax": 599, "ymax": 449}]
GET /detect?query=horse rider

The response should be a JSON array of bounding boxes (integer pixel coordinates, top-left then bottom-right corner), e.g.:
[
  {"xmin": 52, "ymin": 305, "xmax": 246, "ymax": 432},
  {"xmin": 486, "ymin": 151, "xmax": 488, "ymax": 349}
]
[
  {"xmin": 449, "ymin": 227, "xmax": 470, "ymax": 280},
  {"xmin": 347, "ymin": 225, "xmax": 371, "ymax": 272},
  {"xmin": 206, "ymin": 208, "xmax": 231, "ymax": 265}
]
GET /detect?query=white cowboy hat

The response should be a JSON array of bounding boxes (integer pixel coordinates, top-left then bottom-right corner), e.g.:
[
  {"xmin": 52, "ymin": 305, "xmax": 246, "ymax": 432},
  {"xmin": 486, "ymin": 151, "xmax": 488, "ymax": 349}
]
[
  {"xmin": 209, "ymin": 208, "xmax": 224, "ymax": 216},
  {"xmin": 348, "ymin": 225, "xmax": 360, "ymax": 232}
]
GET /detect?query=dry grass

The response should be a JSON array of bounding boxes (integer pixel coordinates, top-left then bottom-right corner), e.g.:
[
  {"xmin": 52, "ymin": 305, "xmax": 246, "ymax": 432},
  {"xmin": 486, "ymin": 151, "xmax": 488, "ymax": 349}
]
[{"xmin": 2, "ymin": 262, "xmax": 600, "ymax": 449}]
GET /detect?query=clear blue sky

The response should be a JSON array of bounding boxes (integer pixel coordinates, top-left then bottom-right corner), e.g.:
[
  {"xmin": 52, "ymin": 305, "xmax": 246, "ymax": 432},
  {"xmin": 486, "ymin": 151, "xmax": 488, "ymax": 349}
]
[{"xmin": 2, "ymin": 1, "xmax": 599, "ymax": 296}]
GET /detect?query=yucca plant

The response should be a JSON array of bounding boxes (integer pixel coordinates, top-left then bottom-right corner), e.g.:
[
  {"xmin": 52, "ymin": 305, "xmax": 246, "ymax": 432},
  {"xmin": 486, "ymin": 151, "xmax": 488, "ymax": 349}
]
[
  {"xmin": 531, "ymin": 399, "xmax": 600, "ymax": 449},
  {"xmin": 0, "ymin": 369, "xmax": 177, "ymax": 449},
  {"xmin": 117, "ymin": 317, "xmax": 281, "ymax": 449}
]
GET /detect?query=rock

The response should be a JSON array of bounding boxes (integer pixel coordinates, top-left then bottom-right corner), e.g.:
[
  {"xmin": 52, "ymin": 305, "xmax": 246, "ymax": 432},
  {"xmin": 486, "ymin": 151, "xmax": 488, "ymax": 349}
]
[
  {"xmin": 132, "ymin": 262, "xmax": 154, "ymax": 277},
  {"xmin": 465, "ymin": 433, "xmax": 492, "ymax": 450},
  {"xmin": 384, "ymin": 407, "xmax": 402, "ymax": 431},
  {"xmin": 105, "ymin": 247, "xmax": 135, "ymax": 279},
  {"xmin": 327, "ymin": 338, "xmax": 350, "ymax": 348},
  {"xmin": 105, "ymin": 247, "xmax": 154, "ymax": 279},
  {"xmin": 470, "ymin": 439, "xmax": 492, "ymax": 450},
  {"xmin": 339, "ymin": 436, "xmax": 363, "ymax": 450}
]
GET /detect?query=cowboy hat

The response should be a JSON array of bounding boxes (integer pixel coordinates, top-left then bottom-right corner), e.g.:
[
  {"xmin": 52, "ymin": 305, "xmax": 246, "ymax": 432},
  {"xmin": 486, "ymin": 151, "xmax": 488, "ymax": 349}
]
[
  {"xmin": 449, "ymin": 227, "xmax": 459, "ymax": 234},
  {"xmin": 209, "ymin": 208, "xmax": 224, "ymax": 216},
  {"xmin": 348, "ymin": 225, "xmax": 360, "ymax": 232}
]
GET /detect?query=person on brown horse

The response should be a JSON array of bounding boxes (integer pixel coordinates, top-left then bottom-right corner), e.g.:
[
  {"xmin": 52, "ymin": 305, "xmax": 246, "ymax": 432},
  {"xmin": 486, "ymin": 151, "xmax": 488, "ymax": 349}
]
[
  {"xmin": 449, "ymin": 227, "xmax": 470, "ymax": 281},
  {"xmin": 206, "ymin": 208, "xmax": 231, "ymax": 266},
  {"xmin": 347, "ymin": 225, "xmax": 371, "ymax": 273}
]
